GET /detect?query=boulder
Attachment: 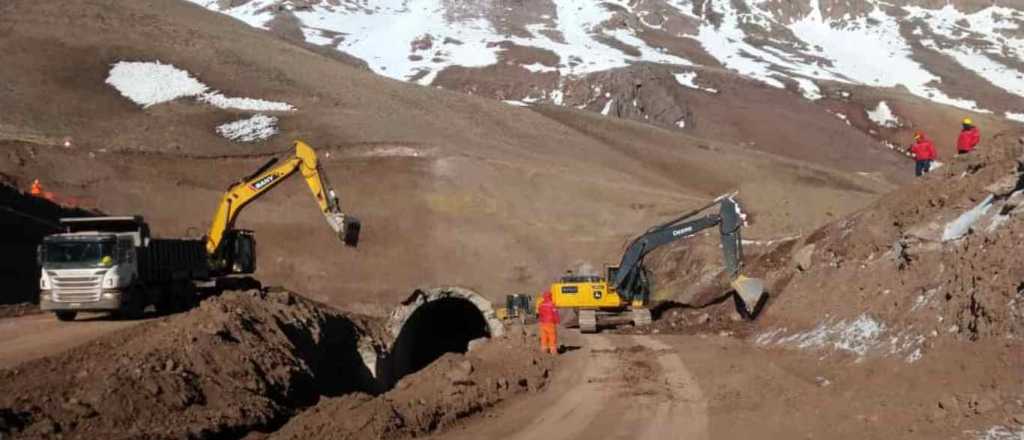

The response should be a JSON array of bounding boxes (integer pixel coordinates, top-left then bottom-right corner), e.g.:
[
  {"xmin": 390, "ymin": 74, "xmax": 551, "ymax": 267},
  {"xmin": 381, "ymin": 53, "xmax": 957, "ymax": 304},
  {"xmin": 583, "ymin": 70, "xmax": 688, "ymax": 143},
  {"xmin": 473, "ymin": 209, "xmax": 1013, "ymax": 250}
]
[{"xmin": 793, "ymin": 243, "xmax": 815, "ymax": 271}]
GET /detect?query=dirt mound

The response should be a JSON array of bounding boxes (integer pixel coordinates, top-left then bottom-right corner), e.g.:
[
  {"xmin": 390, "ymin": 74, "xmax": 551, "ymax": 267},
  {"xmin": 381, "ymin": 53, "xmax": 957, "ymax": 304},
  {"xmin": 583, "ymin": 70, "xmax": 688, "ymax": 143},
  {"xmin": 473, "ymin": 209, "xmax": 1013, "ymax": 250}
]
[
  {"xmin": 743, "ymin": 132, "xmax": 1024, "ymax": 360},
  {"xmin": 269, "ymin": 329, "xmax": 553, "ymax": 440},
  {"xmin": 0, "ymin": 290, "xmax": 384, "ymax": 439}
]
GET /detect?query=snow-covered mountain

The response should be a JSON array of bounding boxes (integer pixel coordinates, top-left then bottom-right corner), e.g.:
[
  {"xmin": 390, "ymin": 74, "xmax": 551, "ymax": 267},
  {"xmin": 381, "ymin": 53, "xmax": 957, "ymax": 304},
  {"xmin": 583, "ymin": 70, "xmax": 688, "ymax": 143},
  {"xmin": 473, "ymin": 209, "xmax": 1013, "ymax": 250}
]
[{"xmin": 186, "ymin": 0, "xmax": 1024, "ymax": 130}]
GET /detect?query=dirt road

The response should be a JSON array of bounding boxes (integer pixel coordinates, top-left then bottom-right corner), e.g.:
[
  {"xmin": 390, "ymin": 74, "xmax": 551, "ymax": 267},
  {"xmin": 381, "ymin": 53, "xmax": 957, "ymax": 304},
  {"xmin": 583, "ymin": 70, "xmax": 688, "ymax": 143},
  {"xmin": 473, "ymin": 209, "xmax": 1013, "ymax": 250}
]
[
  {"xmin": 0, "ymin": 312, "xmax": 141, "ymax": 369},
  {"xmin": 439, "ymin": 330, "xmax": 710, "ymax": 440}
]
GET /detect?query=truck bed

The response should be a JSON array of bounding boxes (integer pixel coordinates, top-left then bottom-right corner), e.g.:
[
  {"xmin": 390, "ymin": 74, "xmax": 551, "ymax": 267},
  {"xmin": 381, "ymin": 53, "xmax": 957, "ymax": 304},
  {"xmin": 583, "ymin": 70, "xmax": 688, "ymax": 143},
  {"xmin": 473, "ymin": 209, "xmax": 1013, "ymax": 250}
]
[{"xmin": 140, "ymin": 239, "xmax": 209, "ymax": 283}]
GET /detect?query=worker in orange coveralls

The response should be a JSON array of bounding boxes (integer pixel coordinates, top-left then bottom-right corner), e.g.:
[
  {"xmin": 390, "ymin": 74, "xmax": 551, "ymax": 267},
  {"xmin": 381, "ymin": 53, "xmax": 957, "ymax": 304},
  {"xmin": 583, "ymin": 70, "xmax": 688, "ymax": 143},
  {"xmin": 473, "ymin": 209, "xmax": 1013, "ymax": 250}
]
[
  {"xmin": 29, "ymin": 179, "xmax": 42, "ymax": 196},
  {"xmin": 537, "ymin": 291, "xmax": 560, "ymax": 354}
]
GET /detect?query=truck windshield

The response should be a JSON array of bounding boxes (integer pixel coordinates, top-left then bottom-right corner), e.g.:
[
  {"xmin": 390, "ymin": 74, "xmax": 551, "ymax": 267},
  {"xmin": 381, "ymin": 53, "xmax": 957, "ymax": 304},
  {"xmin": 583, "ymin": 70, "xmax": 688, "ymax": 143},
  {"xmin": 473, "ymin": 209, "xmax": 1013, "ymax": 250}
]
[{"xmin": 43, "ymin": 240, "xmax": 116, "ymax": 268}]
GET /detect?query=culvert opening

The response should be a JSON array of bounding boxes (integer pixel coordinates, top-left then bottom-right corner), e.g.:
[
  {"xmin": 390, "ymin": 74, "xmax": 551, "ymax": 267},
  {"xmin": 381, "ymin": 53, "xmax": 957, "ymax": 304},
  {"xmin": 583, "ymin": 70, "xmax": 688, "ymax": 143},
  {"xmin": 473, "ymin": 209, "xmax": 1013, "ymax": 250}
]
[{"xmin": 387, "ymin": 296, "xmax": 490, "ymax": 385}]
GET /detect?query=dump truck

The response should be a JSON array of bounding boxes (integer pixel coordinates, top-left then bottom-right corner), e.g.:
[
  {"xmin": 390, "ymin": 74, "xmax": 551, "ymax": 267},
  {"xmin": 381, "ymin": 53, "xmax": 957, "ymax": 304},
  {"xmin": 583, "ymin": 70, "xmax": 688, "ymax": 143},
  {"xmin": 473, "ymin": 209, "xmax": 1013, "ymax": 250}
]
[
  {"xmin": 38, "ymin": 140, "xmax": 360, "ymax": 321},
  {"xmin": 38, "ymin": 216, "xmax": 211, "ymax": 321}
]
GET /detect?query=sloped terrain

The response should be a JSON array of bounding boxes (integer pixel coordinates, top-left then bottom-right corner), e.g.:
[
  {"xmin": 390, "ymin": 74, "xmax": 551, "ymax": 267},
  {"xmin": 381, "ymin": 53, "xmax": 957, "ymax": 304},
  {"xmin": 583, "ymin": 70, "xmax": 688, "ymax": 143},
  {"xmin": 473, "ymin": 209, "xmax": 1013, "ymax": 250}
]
[
  {"xmin": 612, "ymin": 134, "xmax": 1024, "ymax": 439},
  {"xmin": 189, "ymin": 0, "xmax": 1024, "ymax": 164},
  {"xmin": 0, "ymin": 0, "xmax": 901, "ymax": 310},
  {"xmin": 6, "ymin": 1, "xmax": 1024, "ymax": 439},
  {"xmin": 753, "ymin": 134, "xmax": 1024, "ymax": 359}
]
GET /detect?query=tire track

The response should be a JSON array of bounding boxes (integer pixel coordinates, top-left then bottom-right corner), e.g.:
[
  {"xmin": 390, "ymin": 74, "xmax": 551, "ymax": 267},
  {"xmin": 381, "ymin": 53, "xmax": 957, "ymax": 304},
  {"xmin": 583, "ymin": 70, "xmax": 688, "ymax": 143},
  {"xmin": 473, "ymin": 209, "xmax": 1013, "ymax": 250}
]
[
  {"xmin": 502, "ymin": 334, "xmax": 616, "ymax": 440},
  {"xmin": 631, "ymin": 335, "xmax": 710, "ymax": 440}
]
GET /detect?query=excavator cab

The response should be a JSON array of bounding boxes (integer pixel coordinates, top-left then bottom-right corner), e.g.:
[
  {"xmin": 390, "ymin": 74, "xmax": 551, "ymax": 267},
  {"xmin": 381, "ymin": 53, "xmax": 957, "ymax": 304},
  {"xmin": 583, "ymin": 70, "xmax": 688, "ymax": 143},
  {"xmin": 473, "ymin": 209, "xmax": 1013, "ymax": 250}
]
[{"xmin": 224, "ymin": 229, "xmax": 256, "ymax": 274}]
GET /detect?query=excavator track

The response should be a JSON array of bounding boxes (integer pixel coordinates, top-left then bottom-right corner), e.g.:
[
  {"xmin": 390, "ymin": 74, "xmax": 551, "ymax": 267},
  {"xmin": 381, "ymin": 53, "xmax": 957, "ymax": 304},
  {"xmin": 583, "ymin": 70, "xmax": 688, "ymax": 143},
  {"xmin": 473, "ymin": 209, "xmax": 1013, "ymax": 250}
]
[
  {"xmin": 632, "ymin": 308, "xmax": 652, "ymax": 327},
  {"xmin": 579, "ymin": 309, "xmax": 597, "ymax": 333}
]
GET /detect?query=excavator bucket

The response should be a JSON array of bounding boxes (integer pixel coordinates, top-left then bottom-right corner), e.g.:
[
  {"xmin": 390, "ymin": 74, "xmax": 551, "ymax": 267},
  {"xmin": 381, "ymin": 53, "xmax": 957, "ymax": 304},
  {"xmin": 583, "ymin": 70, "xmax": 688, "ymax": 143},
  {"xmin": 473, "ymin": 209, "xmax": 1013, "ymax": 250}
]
[
  {"xmin": 342, "ymin": 216, "xmax": 361, "ymax": 247},
  {"xmin": 325, "ymin": 212, "xmax": 361, "ymax": 247},
  {"xmin": 730, "ymin": 274, "xmax": 765, "ymax": 317}
]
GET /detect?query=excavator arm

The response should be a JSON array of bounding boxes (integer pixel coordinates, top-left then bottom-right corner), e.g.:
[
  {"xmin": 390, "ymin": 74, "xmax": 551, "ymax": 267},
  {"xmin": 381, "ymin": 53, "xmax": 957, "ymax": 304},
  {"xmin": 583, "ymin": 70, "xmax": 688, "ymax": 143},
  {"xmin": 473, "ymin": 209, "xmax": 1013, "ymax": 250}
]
[
  {"xmin": 206, "ymin": 140, "xmax": 360, "ymax": 270},
  {"xmin": 612, "ymin": 195, "xmax": 764, "ymax": 315}
]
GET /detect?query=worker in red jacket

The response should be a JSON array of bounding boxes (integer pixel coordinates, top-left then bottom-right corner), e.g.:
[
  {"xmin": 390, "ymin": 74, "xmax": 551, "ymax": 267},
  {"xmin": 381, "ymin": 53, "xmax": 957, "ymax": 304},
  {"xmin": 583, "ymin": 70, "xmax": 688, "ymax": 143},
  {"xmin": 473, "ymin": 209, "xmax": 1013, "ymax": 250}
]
[
  {"xmin": 910, "ymin": 131, "xmax": 937, "ymax": 177},
  {"xmin": 957, "ymin": 118, "xmax": 980, "ymax": 154},
  {"xmin": 536, "ymin": 291, "xmax": 560, "ymax": 354}
]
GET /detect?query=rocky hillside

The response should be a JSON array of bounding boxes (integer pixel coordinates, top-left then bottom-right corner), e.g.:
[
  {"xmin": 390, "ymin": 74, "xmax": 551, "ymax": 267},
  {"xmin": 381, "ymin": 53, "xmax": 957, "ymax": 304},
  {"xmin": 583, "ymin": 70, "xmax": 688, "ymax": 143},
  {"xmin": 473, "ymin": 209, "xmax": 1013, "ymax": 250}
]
[{"xmin": 188, "ymin": 0, "xmax": 1024, "ymax": 152}]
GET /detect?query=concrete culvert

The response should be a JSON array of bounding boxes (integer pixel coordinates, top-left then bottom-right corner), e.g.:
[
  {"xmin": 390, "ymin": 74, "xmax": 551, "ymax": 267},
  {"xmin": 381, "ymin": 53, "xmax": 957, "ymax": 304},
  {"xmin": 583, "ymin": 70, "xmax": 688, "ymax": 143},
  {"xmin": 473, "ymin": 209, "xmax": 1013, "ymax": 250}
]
[{"xmin": 382, "ymin": 287, "xmax": 503, "ymax": 387}]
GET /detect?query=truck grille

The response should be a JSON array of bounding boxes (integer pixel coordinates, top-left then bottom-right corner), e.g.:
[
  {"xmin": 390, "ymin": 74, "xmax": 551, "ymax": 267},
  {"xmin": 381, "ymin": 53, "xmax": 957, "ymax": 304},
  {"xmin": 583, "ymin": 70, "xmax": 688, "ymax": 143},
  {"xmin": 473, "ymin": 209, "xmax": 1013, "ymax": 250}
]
[{"xmin": 51, "ymin": 271, "xmax": 104, "ymax": 303}]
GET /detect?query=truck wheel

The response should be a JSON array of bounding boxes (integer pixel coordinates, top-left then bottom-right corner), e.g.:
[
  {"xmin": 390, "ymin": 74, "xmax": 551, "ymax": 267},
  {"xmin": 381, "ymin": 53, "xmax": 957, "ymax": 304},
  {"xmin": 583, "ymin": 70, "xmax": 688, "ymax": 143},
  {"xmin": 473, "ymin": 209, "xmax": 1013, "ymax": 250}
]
[
  {"xmin": 55, "ymin": 311, "xmax": 77, "ymax": 322},
  {"xmin": 116, "ymin": 293, "xmax": 146, "ymax": 320}
]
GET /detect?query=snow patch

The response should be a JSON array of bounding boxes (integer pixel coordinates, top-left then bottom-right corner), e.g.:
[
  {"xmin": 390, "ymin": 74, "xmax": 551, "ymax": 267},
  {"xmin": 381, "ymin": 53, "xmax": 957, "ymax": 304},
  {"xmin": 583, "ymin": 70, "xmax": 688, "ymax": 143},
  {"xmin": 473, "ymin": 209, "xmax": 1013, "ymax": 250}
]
[
  {"xmin": 216, "ymin": 115, "xmax": 279, "ymax": 143},
  {"xmin": 760, "ymin": 316, "xmax": 926, "ymax": 362},
  {"xmin": 773, "ymin": 315, "xmax": 885, "ymax": 359},
  {"xmin": 793, "ymin": 77, "xmax": 822, "ymax": 100},
  {"xmin": 106, "ymin": 61, "xmax": 295, "ymax": 111},
  {"xmin": 105, "ymin": 61, "xmax": 207, "ymax": 108},
  {"xmin": 200, "ymin": 93, "xmax": 295, "ymax": 112},
  {"xmin": 673, "ymin": 71, "xmax": 720, "ymax": 94},
  {"xmin": 942, "ymin": 194, "xmax": 995, "ymax": 241},
  {"xmin": 356, "ymin": 146, "xmax": 427, "ymax": 158},
  {"xmin": 1007, "ymin": 112, "xmax": 1024, "ymax": 123},
  {"xmin": 906, "ymin": 5, "xmax": 1024, "ymax": 100},
  {"xmin": 866, "ymin": 101, "xmax": 901, "ymax": 128},
  {"xmin": 189, "ymin": 0, "xmax": 691, "ymax": 86},
  {"xmin": 968, "ymin": 425, "xmax": 1024, "ymax": 440},
  {"xmin": 601, "ymin": 99, "xmax": 615, "ymax": 116},
  {"xmin": 830, "ymin": 111, "xmax": 852, "ymax": 125},
  {"xmin": 522, "ymin": 63, "xmax": 558, "ymax": 73}
]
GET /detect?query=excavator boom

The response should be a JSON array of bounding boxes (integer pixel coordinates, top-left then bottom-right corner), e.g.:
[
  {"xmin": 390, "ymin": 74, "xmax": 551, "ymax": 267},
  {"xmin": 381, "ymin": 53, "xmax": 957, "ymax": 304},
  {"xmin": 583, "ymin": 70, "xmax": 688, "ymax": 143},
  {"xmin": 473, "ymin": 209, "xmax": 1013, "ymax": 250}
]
[
  {"xmin": 205, "ymin": 140, "xmax": 360, "ymax": 271},
  {"xmin": 613, "ymin": 194, "xmax": 764, "ymax": 315}
]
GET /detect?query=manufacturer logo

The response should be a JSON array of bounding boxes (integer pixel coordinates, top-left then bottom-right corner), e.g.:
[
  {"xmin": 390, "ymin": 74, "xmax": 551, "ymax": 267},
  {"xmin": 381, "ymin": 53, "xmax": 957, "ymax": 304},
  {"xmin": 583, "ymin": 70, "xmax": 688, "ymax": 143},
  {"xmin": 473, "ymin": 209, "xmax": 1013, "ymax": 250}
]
[
  {"xmin": 671, "ymin": 226, "xmax": 694, "ymax": 237},
  {"xmin": 250, "ymin": 174, "xmax": 278, "ymax": 191}
]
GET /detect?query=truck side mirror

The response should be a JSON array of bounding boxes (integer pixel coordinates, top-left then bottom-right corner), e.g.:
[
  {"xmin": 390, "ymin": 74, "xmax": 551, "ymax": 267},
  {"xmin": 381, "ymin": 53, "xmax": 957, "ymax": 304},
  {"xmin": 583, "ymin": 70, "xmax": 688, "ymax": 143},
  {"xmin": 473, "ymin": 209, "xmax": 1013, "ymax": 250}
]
[{"xmin": 36, "ymin": 244, "xmax": 44, "ymax": 267}]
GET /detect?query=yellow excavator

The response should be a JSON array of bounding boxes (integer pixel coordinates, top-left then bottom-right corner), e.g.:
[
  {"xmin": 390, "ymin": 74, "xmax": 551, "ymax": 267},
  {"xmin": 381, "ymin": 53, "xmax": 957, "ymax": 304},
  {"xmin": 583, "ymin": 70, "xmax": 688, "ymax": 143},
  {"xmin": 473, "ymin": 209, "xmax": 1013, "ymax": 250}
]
[
  {"xmin": 550, "ymin": 194, "xmax": 764, "ymax": 333},
  {"xmin": 205, "ymin": 140, "xmax": 361, "ymax": 276}
]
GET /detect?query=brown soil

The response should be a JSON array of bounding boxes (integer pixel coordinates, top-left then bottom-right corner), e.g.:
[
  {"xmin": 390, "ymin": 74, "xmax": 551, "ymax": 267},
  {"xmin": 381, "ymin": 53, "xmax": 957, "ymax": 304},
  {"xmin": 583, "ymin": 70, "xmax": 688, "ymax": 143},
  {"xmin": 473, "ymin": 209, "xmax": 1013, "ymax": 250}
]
[
  {"xmin": 268, "ymin": 326, "xmax": 553, "ymax": 440},
  {"xmin": 0, "ymin": 290, "xmax": 384, "ymax": 439},
  {"xmin": 6, "ymin": 1, "xmax": 1024, "ymax": 439},
  {"xmin": 0, "ymin": 0, "xmax": 902, "ymax": 312},
  {"xmin": 0, "ymin": 303, "xmax": 41, "ymax": 320}
]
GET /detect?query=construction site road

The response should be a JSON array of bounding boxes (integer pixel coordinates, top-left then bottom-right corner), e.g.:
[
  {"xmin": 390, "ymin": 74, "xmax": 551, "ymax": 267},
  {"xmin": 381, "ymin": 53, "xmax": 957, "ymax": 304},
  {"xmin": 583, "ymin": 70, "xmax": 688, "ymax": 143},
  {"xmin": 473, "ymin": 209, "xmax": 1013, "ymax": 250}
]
[
  {"xmin": 438, "ymin": 330, "xmax": 711, "ymax": 440},
  {"xmin": 0, "ymin": 313, "xmax": 143, "ymax": 370}
]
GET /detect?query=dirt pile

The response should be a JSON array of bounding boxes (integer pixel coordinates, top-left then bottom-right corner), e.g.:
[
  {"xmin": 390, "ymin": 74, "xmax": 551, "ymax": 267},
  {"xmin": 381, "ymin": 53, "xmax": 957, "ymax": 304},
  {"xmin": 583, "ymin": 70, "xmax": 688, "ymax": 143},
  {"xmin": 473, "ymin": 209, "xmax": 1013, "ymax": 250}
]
[
  {"xmin": 745, "ymin": 132, "xmax": 1024, "ymax": 360},
  {"xmin": 0, "ymin": 290, "xmax": 385, "ymax": 439},
  {"xmin": 630, "ymin": 132, "xmax": 1024, "ymax": 349},
  {"xmin": 269, "ymin": 329, "xmax": 553, "ymax": 440}
]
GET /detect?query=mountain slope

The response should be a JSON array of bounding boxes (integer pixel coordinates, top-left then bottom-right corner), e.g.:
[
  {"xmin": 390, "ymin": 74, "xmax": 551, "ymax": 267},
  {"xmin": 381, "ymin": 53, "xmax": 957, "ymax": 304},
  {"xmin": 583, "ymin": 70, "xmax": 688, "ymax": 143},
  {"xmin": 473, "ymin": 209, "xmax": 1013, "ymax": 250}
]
[
  {"xmin": 188, "ymin": 0, "xmax": 1024, "ymax": 166},
  {"xmin": 0, "ymin": 0, "xmax": 906, "ymax": 308}
]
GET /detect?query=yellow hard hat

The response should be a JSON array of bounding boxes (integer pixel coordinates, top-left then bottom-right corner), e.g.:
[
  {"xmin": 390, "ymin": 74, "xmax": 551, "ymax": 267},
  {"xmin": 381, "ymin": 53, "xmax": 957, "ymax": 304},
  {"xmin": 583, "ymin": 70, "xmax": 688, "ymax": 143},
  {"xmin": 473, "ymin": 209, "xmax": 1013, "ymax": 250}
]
[{"xmin": 963, "ymin": 117, "xmax": 973, "ymax": 125}]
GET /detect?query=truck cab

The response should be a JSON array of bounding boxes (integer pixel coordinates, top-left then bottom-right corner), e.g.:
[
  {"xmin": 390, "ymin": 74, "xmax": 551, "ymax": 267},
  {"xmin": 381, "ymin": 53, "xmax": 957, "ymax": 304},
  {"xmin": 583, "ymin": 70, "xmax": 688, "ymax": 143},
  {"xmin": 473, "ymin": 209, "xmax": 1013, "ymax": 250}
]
[{"xmin": 38, "ymin": 217, "xmax": 144, "ymax": 320}]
